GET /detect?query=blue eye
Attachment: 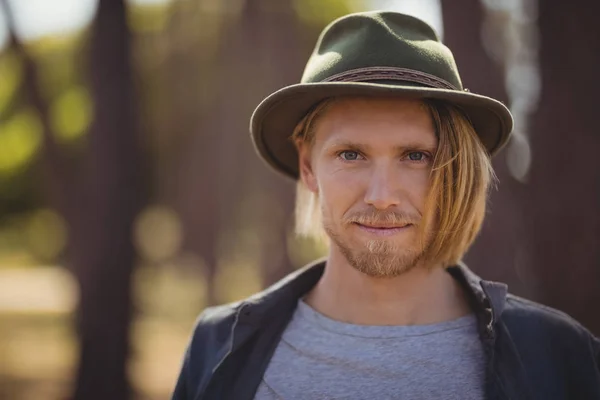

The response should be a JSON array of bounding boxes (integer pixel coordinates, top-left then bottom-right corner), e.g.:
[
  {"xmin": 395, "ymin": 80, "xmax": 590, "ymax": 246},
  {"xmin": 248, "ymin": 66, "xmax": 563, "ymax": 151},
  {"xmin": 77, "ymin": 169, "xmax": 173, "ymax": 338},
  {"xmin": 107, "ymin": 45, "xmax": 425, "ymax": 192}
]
[
  {"xmin": 408, "ymin": 152, "xmax": 427, "ymax": 161},
  {"xmin": 340, "ymin": 151, "xmax": 360, "ymax": 161}
]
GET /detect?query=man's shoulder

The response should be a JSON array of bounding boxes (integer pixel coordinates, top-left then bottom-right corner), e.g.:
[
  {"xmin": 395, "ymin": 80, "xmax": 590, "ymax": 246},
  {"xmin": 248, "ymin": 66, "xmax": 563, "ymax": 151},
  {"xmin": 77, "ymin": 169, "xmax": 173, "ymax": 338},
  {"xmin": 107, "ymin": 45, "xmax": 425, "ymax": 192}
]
[
  {"xmin": 191, "ymin": 300, "xmax": 244, "ymax": 337},
  {"xmin": 190, "ymin": 260, "xmax": 326, "ymax": 338},
  {"xmin": 502, "ymin": 293, "xmax": 599, "ymax": 355},
  {"xmin": 504, "ymin": 293, "xmax": 591, "ymax": 333},
  {"xmin": 187, "ymin": 288, "xmax": 273, "ymax": 341}
]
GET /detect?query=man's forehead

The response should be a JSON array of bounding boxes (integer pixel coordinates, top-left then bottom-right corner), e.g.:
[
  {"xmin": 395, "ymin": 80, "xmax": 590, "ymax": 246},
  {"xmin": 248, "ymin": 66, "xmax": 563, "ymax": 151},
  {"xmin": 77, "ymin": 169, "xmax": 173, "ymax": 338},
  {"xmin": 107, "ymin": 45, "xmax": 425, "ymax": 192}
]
[{"xmin": 314, "ymin": 96, "xmax": 436, "ymax": 145}]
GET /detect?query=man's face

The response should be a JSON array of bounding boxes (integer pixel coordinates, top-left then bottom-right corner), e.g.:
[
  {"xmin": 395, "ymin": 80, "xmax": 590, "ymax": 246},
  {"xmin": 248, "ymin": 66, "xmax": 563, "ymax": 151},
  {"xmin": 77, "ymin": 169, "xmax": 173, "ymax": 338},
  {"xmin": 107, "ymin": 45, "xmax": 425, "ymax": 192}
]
[{"xmin": 298, "ymin": 97, "xmax": 438, "ymax": 277}]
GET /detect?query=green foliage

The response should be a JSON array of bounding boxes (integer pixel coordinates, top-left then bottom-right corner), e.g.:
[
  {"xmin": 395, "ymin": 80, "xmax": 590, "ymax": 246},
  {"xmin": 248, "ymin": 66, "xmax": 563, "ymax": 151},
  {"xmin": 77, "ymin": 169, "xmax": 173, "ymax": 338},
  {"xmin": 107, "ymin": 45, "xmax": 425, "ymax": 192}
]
[
  {"xmin": 0, "ymin": 52, "xmax": 22, "ymax": 118},
  {"xmin": 28, "ymin": 33, "xmax": 83, "ymax": 57},
  {"xmin": 29, "ymin": 33, "xmax": 86, "ymax": 104},
  {"xmin": 49, "ymin": 85, "xmax": 93, "ymax": 143},
  {"xmin": 0, "ymin": 108, "xmax": 42, "ymax": 176},
  {"xmin": 128, "ymin": 3, "xmax": 173, "ymax": 34}
]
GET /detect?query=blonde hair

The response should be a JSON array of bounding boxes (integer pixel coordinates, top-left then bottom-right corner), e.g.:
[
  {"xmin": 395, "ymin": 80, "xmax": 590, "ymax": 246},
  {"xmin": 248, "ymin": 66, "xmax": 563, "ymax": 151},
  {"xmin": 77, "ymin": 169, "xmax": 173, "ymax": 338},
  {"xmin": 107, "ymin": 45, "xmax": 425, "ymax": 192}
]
[
  {"xmin": 292, "ymin": 98, "xmax": 338, "ymax": 242},
  {"xmin": 292, "ymin": 97, "xmax": 495, "ymax": 267}
]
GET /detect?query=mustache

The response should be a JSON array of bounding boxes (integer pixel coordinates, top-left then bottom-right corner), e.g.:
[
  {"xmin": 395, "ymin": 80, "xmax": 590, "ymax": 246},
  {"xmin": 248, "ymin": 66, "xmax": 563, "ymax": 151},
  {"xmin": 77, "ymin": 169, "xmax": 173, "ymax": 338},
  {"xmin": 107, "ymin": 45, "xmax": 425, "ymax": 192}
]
[{"xmin": 343, "ymin": 209, "xmax": 421, "ymax": 226}]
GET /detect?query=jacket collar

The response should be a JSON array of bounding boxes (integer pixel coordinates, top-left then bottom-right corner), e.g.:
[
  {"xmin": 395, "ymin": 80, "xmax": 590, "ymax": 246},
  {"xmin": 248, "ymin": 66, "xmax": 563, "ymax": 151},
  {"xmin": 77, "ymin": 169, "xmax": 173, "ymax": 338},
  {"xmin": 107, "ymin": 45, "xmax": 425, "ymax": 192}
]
[
  {"xmin": 238, "ymin": 258, "xmax": 508, "ymax": 329},
  {"xmin": 451, "ymin": 261, "xmax": 508, "ymax": 325},
  {"xmin": 201, "ymin": 260, "xmax": 518, "ymax": 400}
]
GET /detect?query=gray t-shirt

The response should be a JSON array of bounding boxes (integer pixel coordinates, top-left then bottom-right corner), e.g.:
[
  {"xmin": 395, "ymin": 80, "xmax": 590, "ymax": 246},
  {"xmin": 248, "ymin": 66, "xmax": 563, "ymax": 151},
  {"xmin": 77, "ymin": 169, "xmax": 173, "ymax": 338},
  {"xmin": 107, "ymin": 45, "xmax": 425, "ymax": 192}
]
[{"xmin": 253, "ymin": 299, "xmax": 485, "ymax": 400}]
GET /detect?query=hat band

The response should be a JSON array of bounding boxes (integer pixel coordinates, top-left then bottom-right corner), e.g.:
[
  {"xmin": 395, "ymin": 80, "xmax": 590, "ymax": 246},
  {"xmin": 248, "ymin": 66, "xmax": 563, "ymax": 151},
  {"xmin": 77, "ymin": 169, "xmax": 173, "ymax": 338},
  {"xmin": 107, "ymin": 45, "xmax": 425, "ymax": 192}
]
[{"xmin": 322, "ymin": 66, "xmax": 458, "ymax": 90}]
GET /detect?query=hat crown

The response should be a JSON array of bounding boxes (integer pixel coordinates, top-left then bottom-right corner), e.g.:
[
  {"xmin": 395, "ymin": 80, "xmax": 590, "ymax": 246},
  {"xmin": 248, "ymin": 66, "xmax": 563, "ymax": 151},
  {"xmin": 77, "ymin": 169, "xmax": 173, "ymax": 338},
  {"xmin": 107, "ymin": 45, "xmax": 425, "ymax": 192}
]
[
  {"xmin": 301, "ymin": 11, "xmax": 463, "ymax": 90},
  {"xmin": 249, "ymin": 11, "xmax": 513, "ymax": 179}
]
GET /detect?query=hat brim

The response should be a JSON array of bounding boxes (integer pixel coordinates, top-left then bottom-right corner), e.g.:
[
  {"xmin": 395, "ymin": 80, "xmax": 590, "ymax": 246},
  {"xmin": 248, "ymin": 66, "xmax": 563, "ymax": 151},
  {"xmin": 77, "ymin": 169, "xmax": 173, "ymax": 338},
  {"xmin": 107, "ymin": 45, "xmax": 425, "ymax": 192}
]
[{"xmin": 250, "ymin": 82, "xmax": 513, "ymax": 179}]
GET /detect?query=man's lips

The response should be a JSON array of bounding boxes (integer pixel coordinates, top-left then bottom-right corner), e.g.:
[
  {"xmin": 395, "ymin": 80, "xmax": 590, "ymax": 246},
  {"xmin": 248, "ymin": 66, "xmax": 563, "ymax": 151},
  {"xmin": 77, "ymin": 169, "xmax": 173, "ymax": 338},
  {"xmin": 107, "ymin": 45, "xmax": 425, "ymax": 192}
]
[
  {"xmin": 353, "ymin": 222, "xmax": 413, "ymax": 236},
  {"xmin": 355, "ymin": 223, "xmax": 411, "ymax": 229}
]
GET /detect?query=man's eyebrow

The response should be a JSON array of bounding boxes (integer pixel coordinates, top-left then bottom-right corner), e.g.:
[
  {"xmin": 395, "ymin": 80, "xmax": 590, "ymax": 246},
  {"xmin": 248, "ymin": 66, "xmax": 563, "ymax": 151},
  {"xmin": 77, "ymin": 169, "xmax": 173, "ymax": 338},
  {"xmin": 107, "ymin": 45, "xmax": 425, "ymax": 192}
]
[
  {"xmin": 324, "ymin": 139, "xmax": 437, "ymax": 152},
  {"xmin": 324, "ymin": 140, "xmax": 371, "ymax": 152},
  {"xmin": 393, "ymin": 142, "xmax": 438, "ymax": 152}
]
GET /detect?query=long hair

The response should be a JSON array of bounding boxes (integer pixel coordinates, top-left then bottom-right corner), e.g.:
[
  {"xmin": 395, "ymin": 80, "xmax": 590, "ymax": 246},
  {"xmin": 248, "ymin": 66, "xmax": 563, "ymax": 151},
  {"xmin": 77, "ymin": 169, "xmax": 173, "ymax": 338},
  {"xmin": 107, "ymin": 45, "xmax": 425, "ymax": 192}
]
[{"xmin": 292, "ymin": 97, "xmax": 495, "ymax": 267}]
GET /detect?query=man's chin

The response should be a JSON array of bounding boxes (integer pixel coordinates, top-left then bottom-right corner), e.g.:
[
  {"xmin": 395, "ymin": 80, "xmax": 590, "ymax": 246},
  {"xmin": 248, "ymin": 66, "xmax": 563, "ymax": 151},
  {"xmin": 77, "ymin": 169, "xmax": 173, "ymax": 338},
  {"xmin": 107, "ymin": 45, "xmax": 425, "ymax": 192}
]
[
  {"xmin": 326, "ymin": 227, "xmax": 424, "ymax": 276},
  {"xmin": 343, "ymin": 248, "xmax": 423, "ymax": 278}
]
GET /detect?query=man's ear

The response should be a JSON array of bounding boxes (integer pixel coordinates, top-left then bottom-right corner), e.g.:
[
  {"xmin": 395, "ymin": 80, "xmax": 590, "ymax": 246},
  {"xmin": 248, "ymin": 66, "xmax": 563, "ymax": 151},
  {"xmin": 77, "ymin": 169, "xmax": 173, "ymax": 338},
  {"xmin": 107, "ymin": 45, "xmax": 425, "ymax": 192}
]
[{"xmin": 297, "ymin": 141, "xmax": 318, "ymax": 194}]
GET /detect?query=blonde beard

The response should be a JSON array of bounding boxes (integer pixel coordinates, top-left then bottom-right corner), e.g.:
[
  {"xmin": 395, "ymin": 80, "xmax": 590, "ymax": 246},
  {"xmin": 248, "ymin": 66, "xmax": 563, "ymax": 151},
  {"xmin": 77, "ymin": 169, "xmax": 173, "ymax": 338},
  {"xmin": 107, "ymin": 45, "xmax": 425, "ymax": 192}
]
[{"xmin": 325, "ymin": 226, "xmax": 426, "ymax": 278}]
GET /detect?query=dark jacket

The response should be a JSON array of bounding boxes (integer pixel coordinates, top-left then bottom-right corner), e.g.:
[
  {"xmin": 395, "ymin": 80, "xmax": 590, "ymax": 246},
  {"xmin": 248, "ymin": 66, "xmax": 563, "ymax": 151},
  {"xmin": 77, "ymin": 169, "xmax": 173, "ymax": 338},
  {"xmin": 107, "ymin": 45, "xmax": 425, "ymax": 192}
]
[{"xmin": 172, "ymin": 260, "xmax": 600, "ymax": 400}]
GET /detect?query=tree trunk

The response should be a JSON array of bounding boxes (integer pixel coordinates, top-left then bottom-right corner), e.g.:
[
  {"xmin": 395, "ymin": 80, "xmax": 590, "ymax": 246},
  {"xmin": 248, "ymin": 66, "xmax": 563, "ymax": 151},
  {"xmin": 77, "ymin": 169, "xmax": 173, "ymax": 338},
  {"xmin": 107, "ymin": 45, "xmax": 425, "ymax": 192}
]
[
  {"xmin": 244, "ymin": 0, "xmax": 302, "ymax": 285},
  {"xmin": 207, "ymin": 0, "xmax": 304, "ymax": 289},
  {"xmin": 442, "ymin": 0, "xmax": 529, "ymax": 296},
  {"xmin": 528, "ymin": 2, "xmax": 600, "ymax": 335},
  {"xmin": 71, "ymin": 0, "xmax": 144, "ymax": 398},
  {"xmin": 165, "ymin": 7, "xmax": 221, "ymax": 305}
]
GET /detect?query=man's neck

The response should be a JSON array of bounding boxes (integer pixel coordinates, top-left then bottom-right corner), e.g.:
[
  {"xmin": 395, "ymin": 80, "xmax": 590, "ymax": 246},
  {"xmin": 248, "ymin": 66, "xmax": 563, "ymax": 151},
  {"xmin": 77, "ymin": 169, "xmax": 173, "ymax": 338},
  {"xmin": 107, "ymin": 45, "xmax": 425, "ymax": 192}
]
[{"xmin": 303, "ymin": 249, "xmax": 472, "ymax": 326}]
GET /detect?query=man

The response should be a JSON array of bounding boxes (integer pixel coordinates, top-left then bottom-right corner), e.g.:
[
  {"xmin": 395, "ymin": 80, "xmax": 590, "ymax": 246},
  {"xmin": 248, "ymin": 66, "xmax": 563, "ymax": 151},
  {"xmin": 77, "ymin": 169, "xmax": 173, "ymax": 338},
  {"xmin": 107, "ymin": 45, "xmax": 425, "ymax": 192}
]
[{"xmin": 173, "ymin": 11, "xmax": 600, "ymax": 400}]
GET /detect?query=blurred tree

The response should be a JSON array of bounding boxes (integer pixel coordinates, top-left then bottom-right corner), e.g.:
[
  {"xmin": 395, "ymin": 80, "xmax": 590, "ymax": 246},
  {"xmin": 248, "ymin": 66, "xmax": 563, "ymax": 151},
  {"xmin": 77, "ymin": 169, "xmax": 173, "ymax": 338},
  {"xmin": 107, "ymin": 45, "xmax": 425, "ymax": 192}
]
[
  {"xmin": 241, "ymin": 0, "xmax": 305, "ymax": 286},
  {"xmin": 185, "ymin": 0, "xmax": 307, "ymax": 291},
  {"xmin": 528, "ymin": 2, "xmax": 600, "ymax": 335},
  {"xmin": 1, "ymin": 0, "xmax": 143, "ymax": 397},
  {"xmin": 442, "ymin": 0, "xmax": 530, "ymax": 296},
  {"xmin": 69, "ymin": 0, "xmax": 145, "ymax": 398},
  {"xmin": 161, "ymin": 1, "xmax": 223, "ymax": 305}
]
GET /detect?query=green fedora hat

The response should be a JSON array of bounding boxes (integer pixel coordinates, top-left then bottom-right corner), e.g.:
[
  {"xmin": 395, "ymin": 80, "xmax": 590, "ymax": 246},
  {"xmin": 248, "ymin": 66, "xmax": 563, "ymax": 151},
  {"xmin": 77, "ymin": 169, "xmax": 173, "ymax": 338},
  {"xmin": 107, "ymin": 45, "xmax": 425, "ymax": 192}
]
[{"xmin": 250, "ymin": 11, "xmax": 513, "ymax": 179}]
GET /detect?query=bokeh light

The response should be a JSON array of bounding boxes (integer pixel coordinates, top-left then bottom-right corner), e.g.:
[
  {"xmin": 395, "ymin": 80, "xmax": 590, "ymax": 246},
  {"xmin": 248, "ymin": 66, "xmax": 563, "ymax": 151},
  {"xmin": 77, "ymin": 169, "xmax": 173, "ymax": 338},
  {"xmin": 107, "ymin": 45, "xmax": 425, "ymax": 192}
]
[{"xmin": 134, "ymin": 205, "xmax": 183, "ymax": 263}]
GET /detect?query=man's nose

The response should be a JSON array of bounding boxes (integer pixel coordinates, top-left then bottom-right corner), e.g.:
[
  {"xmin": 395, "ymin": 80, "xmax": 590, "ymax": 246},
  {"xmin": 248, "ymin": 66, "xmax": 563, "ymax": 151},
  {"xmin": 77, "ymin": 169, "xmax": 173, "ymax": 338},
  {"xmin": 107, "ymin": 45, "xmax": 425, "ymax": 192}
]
[{"xmin": 364, "ymin": 165, "xmax": 402, "ymax": 210}]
